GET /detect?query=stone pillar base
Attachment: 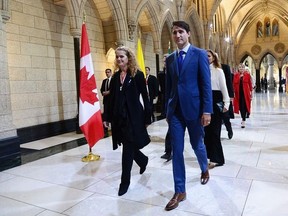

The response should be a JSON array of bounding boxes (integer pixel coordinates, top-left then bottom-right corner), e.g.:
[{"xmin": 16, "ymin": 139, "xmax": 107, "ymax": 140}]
[{"xmin": 0, "ymin": 136, "xmax": 21, "ymax": 171}]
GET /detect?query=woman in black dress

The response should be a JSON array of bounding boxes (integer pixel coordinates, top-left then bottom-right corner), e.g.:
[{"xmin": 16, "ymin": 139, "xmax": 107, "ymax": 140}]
[{"xmin": 106, "ymin": 46, "xmax": 151, "ymax": 196}]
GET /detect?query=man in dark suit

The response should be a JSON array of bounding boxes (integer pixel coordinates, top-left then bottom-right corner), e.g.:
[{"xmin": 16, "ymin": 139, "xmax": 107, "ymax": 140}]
[
  {"xmin": 164, "ymin": 21, "xmax": 213, "ymax": 211},
  {"xmin": 221, "ymin": 63, "xmax": 234, "ymax": 139},
  {"xmin": 145, "ymin": 67, "xmax": 159, "ymax": 122},
  {"xmin": 158, "ymin": 54, "xmax": 172, "ymax": 161},
  {"xmin": 100, "ymin": 68, "xmax": 112, "ymax": 137}
]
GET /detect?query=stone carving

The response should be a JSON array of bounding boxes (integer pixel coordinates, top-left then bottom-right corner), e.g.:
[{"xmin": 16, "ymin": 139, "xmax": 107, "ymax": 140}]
[
  {"xmin": 274, "ymin": 43, "xmax": 285, "ymax": 53},
  {"xmin": 251, "ymin": 45, "xmax": 262, "ymax": 55},
  {"xmin": 1, "ymin": 0, "xmax": 11, "ymax": 23},
  {"xmin": 127, "ymin": 19, "xmax": 136, "ymax": 41}
]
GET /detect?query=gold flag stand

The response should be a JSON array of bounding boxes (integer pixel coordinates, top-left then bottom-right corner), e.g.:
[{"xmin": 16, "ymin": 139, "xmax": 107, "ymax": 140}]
[{"xmin": 82, "ymin": 147, "xmax": 100, "ymax": 162}]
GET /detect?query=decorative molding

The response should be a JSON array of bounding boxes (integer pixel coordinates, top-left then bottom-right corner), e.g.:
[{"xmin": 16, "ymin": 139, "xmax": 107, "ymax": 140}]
[
  {"xmin": 1, "ymin": 9, "xmax": 10, "ymax": 22},
  {"xmin": 127, "ymin": 19, "xmax": 136, "ymax": 41},
  {"xmin": 274, "ymin": 42, "xmax": 285, "ymax": 53},
  {"xmin": 70, "ymin": 27, "xmax": 81, "ymax": 38},
  {"xmin": 1, "ymin": 0, "xmax": 10, "ymax": 22},
  {"xmin": 115, "ymin": 40, "xmax": 124, "ymax": 47},
  {"xmin": 251, "ymin": 45, "xmax": 262, "ymax": 55}
]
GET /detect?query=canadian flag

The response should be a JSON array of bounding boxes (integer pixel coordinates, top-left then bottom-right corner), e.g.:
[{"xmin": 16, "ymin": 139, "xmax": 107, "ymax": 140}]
[{"xmin": 79, "ymin": 23, "xmax": 104, "ymax": 148}]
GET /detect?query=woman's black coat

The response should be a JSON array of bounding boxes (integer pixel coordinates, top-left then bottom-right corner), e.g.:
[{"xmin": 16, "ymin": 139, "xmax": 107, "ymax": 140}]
[{"xmin": 107, "ymin": 70, "xmax": 151, "ymax": 150}]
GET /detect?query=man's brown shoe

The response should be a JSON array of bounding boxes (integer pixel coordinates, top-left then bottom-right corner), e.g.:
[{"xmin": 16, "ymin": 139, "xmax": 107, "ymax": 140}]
[
  {"xmin": 165, "ymin": 192, "xmax": 186, "ymax": 211},
  {"xmin": 200, "ymin": 170, "xmax": 209, "ymax": 185}
]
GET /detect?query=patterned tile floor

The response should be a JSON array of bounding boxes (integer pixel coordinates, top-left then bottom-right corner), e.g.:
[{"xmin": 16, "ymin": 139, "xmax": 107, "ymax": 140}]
[{"xmin": 1, "ymin": 91, "xmax": 288, "ymax": 216}]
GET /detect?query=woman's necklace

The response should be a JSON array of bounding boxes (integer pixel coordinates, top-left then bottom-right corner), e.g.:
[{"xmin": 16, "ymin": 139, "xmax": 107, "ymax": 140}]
[
  {"xmin": 120, "ymin": 71, "xmax": 127, "ymax": 91},
  {"xmin": 120, "ymin": 72, "xmax": 127, "ymax": 84}
]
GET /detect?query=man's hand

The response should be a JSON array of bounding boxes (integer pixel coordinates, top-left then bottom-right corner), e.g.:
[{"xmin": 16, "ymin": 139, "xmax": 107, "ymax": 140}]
[
  {"xmin": 103, "ymin": 90, "xmax": 110, "ymax": 96},
  {"xmin": 201, "ymin": 114, "xmax": 211, "ymax": 126}
]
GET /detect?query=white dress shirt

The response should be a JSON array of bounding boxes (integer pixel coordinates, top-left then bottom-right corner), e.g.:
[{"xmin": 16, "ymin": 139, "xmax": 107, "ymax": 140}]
[{"xmin": 209, "ymin": 64, "xmax": 230, "ymax": 110}]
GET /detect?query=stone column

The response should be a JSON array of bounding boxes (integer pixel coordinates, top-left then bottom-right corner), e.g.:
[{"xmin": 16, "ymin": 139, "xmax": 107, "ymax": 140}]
[
  {"xmin": 267, "ymin": 55, "xmax": 275, "ymax": 89},
  {"xmin": 70, "ymin": 26, "xmax": 81, "ymax": 133},
  {"xmin": 0, "ymin": 2, "xmax": 21, "ymax": 171},
  {"xmin": 255, "ymin": 68, "xmax": 261, "ymax": 93},
  {"xmin": 278, "ymin": 67, "xmax": 283, "ymax": 92}
]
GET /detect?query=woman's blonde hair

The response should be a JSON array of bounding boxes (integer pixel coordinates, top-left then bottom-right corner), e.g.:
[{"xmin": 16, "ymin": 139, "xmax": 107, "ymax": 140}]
[{"xmin": 114, "ymin": 46, "xmax": 139, "ymax": 77}]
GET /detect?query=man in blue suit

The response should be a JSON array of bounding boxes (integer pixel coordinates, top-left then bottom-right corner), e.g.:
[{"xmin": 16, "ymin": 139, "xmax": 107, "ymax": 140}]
[{"xmin": 165, "ymin": 21, "xmax": 213, "ymax": 211}]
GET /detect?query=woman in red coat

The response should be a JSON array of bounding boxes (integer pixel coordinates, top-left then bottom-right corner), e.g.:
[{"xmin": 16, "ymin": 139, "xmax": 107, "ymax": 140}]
[{"xmin": 233, "ymin": 63, "xmax": 253, "ymax": 128}]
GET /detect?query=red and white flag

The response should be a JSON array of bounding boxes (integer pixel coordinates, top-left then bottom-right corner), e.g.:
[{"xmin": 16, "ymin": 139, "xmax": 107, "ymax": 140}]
[{"xmin": 79, "ymin": 23, "xmax": 104, "ymax": 148}]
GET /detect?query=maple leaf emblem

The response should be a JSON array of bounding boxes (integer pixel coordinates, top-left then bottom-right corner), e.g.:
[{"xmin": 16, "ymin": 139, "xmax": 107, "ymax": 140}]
[{"xmin": 80, "ymin": 66, "xmax": 99, "ymax": 105}]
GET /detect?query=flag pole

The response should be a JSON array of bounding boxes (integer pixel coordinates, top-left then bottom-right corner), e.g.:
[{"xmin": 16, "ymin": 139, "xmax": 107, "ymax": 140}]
[{"xmin": 80, "ymin": 12, "xmax": 103, "ymax": 162}]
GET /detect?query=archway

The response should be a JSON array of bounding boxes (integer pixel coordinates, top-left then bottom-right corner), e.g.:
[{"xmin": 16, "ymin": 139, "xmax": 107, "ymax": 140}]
[{"xmin": 259, "ymin": 53, "xmax": 279, "ymax": 90}]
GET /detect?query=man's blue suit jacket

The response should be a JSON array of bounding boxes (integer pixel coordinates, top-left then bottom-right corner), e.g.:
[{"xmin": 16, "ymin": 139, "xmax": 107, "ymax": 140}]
[{"xmin": 165, "ymin": 45, "xmax": 213, "ymax": 121}]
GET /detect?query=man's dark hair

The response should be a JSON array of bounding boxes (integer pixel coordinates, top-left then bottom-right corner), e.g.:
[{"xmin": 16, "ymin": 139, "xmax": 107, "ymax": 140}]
[
  {"xmin": 172, "ymin": 21, "xmax": 190, "ymax": 33},
  {"xmin": 145, "ymin": 66, "xmax": 150, "ymax": 71}
]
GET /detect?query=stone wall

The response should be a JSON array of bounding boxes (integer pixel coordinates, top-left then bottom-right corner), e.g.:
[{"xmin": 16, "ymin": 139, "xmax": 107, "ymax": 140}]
[{"xmin": 6, "ymin": 0, "xmax": 107, "ymax": 129}]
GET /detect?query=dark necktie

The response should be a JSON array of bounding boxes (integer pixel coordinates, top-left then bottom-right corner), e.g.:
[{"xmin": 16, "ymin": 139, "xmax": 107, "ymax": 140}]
[
  {"xmin": 178, "ymin": 51, "xmax": 185, "ymax": 72},
  {"xmin": 105, "ymin": 78, "xmax": 109, "ymax": 91}
]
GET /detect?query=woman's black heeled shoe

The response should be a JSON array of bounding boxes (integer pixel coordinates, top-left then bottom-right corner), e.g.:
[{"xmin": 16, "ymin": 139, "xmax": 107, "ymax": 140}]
[
  {"xmin": 140, "ymin": 156, "xmax": 148, "ymax": 174},
  {"xmin": 118, "ymin": 183, "xmax": 130, "ymax": 196}
]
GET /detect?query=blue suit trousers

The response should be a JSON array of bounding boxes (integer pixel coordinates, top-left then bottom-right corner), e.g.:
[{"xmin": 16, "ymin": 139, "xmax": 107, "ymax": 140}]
[{"xmin": 169, "ymin": 107, "xmax": 208, "ymax": 193}]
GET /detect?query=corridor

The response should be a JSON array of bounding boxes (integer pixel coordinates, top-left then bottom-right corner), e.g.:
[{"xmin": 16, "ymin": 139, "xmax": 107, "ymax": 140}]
[{"xmin": 1, "ymin": 91, "xmax": 288, "ymax": 216}]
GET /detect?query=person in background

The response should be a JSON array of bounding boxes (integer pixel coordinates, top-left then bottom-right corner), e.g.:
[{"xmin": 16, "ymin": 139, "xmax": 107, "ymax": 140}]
[
  {"xmin": 100, "ymin": 68, "xmax": 112, "ymax": 137},
  {"xmin": 233, "ymin": 63, "xmax": 253, "ymax": 128},
  {"xmin": 157, "ymin": 54, "xmax": 168, "ymax": 119},
  {"xmin": 145, "ymin": 66, "xmax": 159, "ymax": 122},
  {"xmin": 106, "ymin": 46, "xmax": 151, "ymax": 196},
  {"xmin": 263, "ymin": 76, "xmax": 268, "ymax": 92},
  {"xmin": 164, "ymin": 21, "xmax": 212, "ymax": 211},
  {"xmin": 159, "ymin": 54, "xmax": 172, "ymax": 162},
  {"xmin": 221, "ymin": 63, "xmax": 234, "ymax": 139},
  {"xmin": 205, "ymin": 50, "xmax": 230, "ymax": 168},
  {"xmin": 160, "ymin": 129, "xmax": 172, "ymax": 161}
]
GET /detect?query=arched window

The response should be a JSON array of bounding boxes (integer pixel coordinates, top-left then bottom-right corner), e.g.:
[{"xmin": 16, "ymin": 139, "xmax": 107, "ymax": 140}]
[
  {"xmin": 256, "ymin": 21, "xmax": 263, "ymax": 38},
  {"xmin": 272, "ymin": 19, "xmax": 279, "ymax": 36},
  {"xmin": 264, "ymin": 17, "xmax": 271, "ymax": 37}
]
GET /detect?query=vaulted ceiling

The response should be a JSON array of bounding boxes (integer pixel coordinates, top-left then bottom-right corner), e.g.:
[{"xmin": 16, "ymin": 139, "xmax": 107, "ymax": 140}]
[{"xmin": 213, "ymin": 0, "xmax": 288, "ymax": 43}]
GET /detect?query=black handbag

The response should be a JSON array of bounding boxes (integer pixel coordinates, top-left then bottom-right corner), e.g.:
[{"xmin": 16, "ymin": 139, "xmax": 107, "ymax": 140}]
[{"xmin": 216, "ymin": 101, "xmax": 224, "ymax": 112}]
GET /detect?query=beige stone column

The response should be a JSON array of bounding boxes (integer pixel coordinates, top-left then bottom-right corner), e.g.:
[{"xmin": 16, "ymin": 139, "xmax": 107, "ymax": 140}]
[
  {"xmin": 0, "ymin": 1, "xmax": 20, "ymax": 171},
  {"xmin": 0, "ymin": 3, "xmax": 17, "ymax": 140},
  {"xmin": 267, "ymin": 54, "xmax": 275, "ymax": 89}
]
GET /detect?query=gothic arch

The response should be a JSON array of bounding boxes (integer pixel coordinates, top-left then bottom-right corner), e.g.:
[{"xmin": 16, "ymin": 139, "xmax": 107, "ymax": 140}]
[
  {"xmin": 135, "ymin": 1, "xmax": 161, "ymax": 52},
  {"xmin": 209, "ymin": 0, "xmax": 220, "ymax": 25},
  {"xmin": 264, "ymin": 17, "xmax": 271, "ymax": 37},
  {"xmin": 256, "ymin": 21, "xmax": 263, "ymax": 38},
  {"xmin": 239, "ymin": 51, "xmax": 254, "ymax": 65},
  {"xmin": 64, "ymin": 0, "xmax": 127, "ymax": 46},
  {"xmin": 272, "ymin": 18, "xmax": 279, "ymax": 36},
  {"xmin": 106, "ymin": 0, "xmax": 128, "ymax": 44},
  {"xmin": 63, "ymin": 0, "xmax": 84, "ymax": 36},
  {"xmin": 185, "ymin": 6, "xmax": 205, "ymax": 47},
  {"xmin": 258, "ymin": 50, "xmax": 279, "ymax": 69},
  {"xmin": 281, "ymin": 50, "xmax": 288, "ymax": 68},
  {"xmin": 159, "ymin": 11, "xmax": 175, "ymax": 54},
  {"xmin": 159, "ymin": 10, "xmax": 175, "ymax": 32}
]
